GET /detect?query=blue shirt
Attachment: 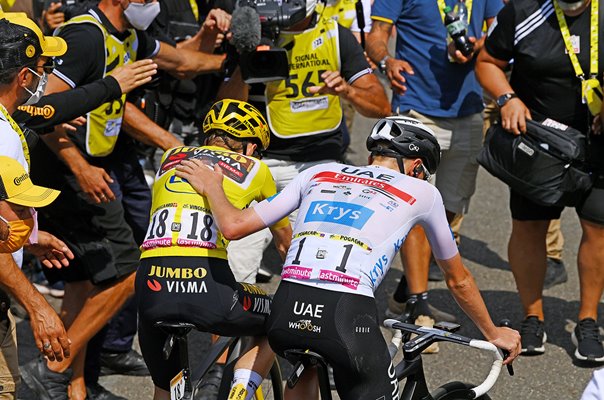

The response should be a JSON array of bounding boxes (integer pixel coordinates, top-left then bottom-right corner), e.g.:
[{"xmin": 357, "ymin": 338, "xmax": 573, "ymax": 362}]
[{"xmin": 371, "ymin": 0, "xmax": 503, "ymax": 117}]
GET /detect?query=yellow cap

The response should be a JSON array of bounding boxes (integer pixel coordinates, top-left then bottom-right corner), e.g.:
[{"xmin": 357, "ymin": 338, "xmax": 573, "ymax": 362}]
[
  {"xmin": 0, "ymin": 12, "xmax": 67, "ymax": 58},
  {"xmin": 0, "ymin": 156, "xmax": 60, "ymax": 207}
]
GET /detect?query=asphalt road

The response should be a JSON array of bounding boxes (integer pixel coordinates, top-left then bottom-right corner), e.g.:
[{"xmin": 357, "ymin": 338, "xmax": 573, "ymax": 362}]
[{"xmin": 15, "ymin": 111, "xmax": 604, "ymax": 399}]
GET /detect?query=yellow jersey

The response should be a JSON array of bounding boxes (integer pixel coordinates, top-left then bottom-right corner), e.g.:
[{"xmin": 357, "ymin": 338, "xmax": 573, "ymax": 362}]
[{"xmin": 141, "ymin": 145, "xmax": 289, "ymax": 260}]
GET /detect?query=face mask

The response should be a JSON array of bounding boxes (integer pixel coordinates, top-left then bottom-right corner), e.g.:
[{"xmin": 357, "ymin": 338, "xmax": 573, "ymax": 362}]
[
  {"xmin": 23, "ymin": 68, "xmax": 47, "ymax": 106},
  {"xmin": 558, "ymin": 0, "xmax": 588, "ymax": 11},
  {"xmin": 0, "ymin": 215, "xmax": 35, "ymax": 253},
  {"xmin": 124, "ymin": 1, "xmax": 161, "ymax": 30}
]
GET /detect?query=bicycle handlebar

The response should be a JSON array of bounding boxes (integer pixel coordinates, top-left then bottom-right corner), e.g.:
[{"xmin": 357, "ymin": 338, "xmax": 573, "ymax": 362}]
[{"xmin": 383, "ymin": 319, "xmax": 503, "ymax": 399}]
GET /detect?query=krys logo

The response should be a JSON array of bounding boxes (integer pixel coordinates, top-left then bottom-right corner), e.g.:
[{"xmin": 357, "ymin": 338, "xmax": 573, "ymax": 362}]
[{"xmin": 304, "ymin": 201, "xmax": 374, "ymax": 229}]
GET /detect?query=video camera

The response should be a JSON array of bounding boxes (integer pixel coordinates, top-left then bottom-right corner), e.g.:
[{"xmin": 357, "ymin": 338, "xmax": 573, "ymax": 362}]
[{"xmin": 232, "ymin": 0, "xmax": 307, "ymax": 83}]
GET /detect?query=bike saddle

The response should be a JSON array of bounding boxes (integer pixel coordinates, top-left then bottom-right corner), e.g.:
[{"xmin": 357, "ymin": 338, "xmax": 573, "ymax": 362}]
[
  {"xmin": 284, "ymin": 349, "xmax": 327, "ymax": 366},
  {"xmin": 284, "ymin": 349, "xmax": 330, "ymax": 390},
  {"xmin": 154, "ymin": 321, "xmax": 196, "ymax": 337}
]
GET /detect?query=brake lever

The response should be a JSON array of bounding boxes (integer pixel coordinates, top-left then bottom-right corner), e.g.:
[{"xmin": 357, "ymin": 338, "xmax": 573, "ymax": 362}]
[{"xmin": 499, "ymin": 319, "xmax": 515, "ymax": 376}]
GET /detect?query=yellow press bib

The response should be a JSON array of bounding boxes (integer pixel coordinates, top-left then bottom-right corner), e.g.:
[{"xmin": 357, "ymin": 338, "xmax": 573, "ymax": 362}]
[
  {"xmin": 58, "ymin": 14, "xmax": 138, "ymax": 157},
  {"xmin": 317, "ymin": 0, "xmax": 357, "ymax": 29},
  {"xmin": 141, "ymin": 146, "xmax": 289, "ymax": 259},
  {"xmin": 266, "ymin": 18, "xmax": 342, "ymax": 138}
]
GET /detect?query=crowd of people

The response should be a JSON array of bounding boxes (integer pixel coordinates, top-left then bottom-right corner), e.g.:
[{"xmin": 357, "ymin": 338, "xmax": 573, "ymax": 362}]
[{"xmin": 0, "ymin": 0, "xmax": 602, "ymax": 399}]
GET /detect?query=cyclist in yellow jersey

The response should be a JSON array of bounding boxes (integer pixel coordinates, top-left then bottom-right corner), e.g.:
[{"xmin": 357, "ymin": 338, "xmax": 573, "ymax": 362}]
[{"xmin": 136, "ymin": 99, "xmax": 291, "ymax": 400}]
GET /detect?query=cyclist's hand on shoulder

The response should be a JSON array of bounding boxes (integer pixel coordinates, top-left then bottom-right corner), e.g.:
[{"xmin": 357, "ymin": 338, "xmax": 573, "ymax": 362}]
[
  {"xmin": 489, "ymin": 326, "xmax": 521, "ymax": 365},
  {"xmin": 176, "ymin": 159, "xmax": 224, "ymax": 196},
  {"xmin": 501, "ymin": 98, "xmax": 531, "ymax": 135}
]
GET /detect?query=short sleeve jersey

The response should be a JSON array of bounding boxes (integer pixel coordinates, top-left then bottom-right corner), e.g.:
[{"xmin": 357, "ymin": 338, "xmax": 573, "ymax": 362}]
[
  {"xmin": 52, "ymin": 8, "xmax": 160, "ymax": 157},
  {"xmin": 485, "ymin": 0, "xmax": 604, "ymax": 133},
  {"xmin": 140, "ymin": 145, "xmax": 289, "ymax": 260},
  {"xmin": 371, "ymin": 0, "xmax": 502, "ymax": 118},
  {"xmin": 253, "ymin": 163, "xmax": 458, "ymax": 297}
]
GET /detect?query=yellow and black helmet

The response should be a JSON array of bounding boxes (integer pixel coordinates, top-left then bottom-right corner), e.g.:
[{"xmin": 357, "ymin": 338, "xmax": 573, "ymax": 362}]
[{"xmin": 202, "ymin": 99, "xmax": 270, "ymax": 151}]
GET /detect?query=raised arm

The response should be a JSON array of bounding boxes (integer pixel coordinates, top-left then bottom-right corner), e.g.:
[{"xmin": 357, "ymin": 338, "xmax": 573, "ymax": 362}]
[{"xmin": 153, "ymin": 42, "xmax": 226, "ymax": 80}]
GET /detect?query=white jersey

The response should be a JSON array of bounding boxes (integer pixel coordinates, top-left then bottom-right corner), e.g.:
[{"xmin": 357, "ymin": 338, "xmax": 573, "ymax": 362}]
[{"xmin": 253, "ymin": 162, "xmax": 458, "ymax": 297}]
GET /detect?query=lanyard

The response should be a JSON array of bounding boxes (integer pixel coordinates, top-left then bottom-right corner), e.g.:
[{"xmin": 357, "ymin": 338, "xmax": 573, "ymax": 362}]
[
  {"xmin": 553, "ymin": 0, "xmax": 599, "ymax": 79},
  {"xmin": 437, "ymin": 0, "xmax": 473, "ymax": 26},
  {"xmin": 0, "ymin": 104, "xmax": 30, "ymax": 167}
]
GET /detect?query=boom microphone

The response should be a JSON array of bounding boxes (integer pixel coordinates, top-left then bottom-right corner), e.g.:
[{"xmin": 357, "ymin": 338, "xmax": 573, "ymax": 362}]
[{"xmin": 231, "ymin": 6, "xmax": 262, "ymax": 54}]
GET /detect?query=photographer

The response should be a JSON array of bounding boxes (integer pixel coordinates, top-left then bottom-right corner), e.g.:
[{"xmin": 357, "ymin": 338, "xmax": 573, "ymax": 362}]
[
  {"xmin": 225, "ymin": 0, "xmax": 389, "ymax": 284},
  {"xmin": 476, "ymin": 0, "xmax": 604, "ymax": 361}
]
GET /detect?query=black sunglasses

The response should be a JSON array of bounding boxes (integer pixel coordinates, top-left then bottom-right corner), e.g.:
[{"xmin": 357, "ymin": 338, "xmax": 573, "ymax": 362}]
[{"xmin": 30, "ymin": 59, "xmax": 55, "ymax": 75}]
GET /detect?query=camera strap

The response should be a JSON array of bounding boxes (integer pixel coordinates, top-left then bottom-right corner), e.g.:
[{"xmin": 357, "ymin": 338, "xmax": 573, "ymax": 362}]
[
  {"xmin": 437, "ymin": 0, "xmax": 473, "ymax": 25},
  {"xmin": 0, "ymin": 104, "xmax": 29, "ymax": 167},
  {"xmin": 553, "ymin": 0, "xmax": 602, "ymax": 115},
  {"xmin": 355, "ymin": 0, "xmax": 366, "ymax": 49}
]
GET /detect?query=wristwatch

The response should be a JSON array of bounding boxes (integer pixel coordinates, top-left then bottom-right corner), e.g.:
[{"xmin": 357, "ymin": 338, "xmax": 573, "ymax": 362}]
[
  {"xmin": 378, "ymin": 55, "xmax": 390, "ymax": 74},
  {"xmin": 496, "ymin": 93, "xmax": 518, "ymax": 108}
]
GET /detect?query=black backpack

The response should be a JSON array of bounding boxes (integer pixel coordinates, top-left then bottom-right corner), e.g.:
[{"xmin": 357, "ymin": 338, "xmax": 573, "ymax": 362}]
[{"xmin": 477, "ymin": 119, "xmax": 593, "ymax": 207}]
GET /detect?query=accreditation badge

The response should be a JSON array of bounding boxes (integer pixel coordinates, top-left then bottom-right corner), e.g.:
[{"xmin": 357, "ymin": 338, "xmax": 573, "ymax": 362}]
[{"xmin": 582, "ymin": 78, "xmax": 603, "ymax": 116}]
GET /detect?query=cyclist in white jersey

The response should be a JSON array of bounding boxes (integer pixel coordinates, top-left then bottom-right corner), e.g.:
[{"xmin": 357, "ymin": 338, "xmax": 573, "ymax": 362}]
[{"xmin": 175, "ymin": 117, "xmax": 521, "ymax": 400}]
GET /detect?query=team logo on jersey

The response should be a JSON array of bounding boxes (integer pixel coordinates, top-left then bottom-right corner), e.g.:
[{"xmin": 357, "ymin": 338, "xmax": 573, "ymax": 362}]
[
  {"xmin": 293, "ymin": 301, "xmax": 324, "ymax": 318},
  {"xmin": 288, "ymin": 319, "xmax": 322, "ymax": 333},
  {"xmin": 304, "ymin": 201, "xmax": 373, "ymax": 229},
  {"xmin": 312, "ymin": 171, "xmax": 416, "ymax": 205},
  {"xmin": 158, "ymin": 147, "xmax": 256, "ymax": 187}
]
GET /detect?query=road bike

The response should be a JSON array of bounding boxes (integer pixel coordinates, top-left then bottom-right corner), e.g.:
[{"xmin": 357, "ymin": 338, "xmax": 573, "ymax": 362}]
[
  {"xmin": 155, "ymin": 321, "xmax": 284, "ymax": 400},
  {"xmin": 284, "ymin": 306, "xmax": 513, "ymax": 400}
]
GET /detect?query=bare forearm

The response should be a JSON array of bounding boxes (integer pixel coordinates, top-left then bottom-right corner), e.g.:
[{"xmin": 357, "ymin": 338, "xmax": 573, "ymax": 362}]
[
  {"xmin": 366, "ymin": 23, "xmax": 392, "ymax": 64},
  {"xmin": 154, "ymin": 43, "xmax": 225, "ymax": 79},
  {"xmin": 269, "ymin": 225, "xmax": 292, "ymax": 261},
  {"xmin": 345, "ymin": 78, "xmax": 390, "ymax": 117},
  {"xmin": 0, "ymin": 254, "xmax": 50, "ymax": 315},
  {"xmin": 440, "ymin": 256, "xmax": 498, "ymax": 340},
  {"xmin": 41, "ymin": 130, "xmax": 90, "ymax": 175},
  {"xmin": 475, "ymin": 55, "xmax": 512, "ymax": 99},
  {"xmin": 122, "ymin": 103, "xmax": 182, "ymax": 151}
]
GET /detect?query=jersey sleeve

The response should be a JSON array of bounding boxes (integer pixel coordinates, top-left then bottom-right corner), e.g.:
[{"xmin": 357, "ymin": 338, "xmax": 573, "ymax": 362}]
[
  {"xmin": 136, "ymin": 30, "xmax": 161, "ymax": 59},
  {"xmin": 484, "ymin": 2, "xmax": 516, "ymax": 61},
  {"xmin": 53, "ymin": 24, "xmax": 106, "ymax": 88},
  {"xmin": 13, "ymin": 76, "xmax": 122, "ymax": 132},
  {"xmin": 417, "ymin": 186, "xmax": 459, "ymax": 261},
  {"xmin": 484, "ymin": 0, "xmax": 504, "ymax": 19},
  {"xmin": 258, "ymin": 165, "xmax": 290, "ymax": 229},
  {"xmin": 252, "ymin": 168, "xmax": 310, "ymax": 228},
  {"xmin": 338, "ymin": 25, "xmax": 372, "ymax": 84},
  {"xmin": 370, "ymin": 0, "xmax": 402, "ymax": 25}
]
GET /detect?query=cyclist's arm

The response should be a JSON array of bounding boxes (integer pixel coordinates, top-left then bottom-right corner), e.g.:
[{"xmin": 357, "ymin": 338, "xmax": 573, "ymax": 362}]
[
  {"xmin": 269, "ymin": 224, "xmax": 292, "ymax": 261},
  {"xmin": 175, "ymin": 159, "xmax": 304, "ymax": 240},
  {"xmin": 420, "ymin": 188, "xmax": 521, "ymax": 362}
]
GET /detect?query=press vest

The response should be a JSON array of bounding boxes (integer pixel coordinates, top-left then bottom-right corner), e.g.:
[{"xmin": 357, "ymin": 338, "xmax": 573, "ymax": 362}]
[
  {"xmin": 317, "ymin": 0, "xmax": 357, "ymax": 29},
  {"xmin": 58, "ymin": 14, "xmax": 138, "ymax": 157},
  {"xmin": 265, "ymin": 18, "xmax": 342, "ymax": 138}
]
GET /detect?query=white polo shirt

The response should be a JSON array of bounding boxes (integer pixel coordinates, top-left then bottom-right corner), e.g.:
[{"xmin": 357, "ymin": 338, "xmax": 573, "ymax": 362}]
[{"xmin": 0, "ymin": 104, "xmax": 29, "ymax": 267}]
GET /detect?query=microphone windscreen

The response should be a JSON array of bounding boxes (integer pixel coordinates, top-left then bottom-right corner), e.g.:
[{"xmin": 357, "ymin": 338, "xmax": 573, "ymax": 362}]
[{"xmin": 231, "ymin": 6, "xmax": 262, "ymax": 53}]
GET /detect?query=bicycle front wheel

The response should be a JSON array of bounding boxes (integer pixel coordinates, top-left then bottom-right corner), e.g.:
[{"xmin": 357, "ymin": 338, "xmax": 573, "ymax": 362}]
[
  {"xmin": 431, "ymin": 381, "xmax": 492, "ymax": 400},
  {"xmin": 253, "ymin": 361, "xmax": 284, "ymax": 400}
]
